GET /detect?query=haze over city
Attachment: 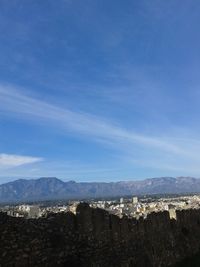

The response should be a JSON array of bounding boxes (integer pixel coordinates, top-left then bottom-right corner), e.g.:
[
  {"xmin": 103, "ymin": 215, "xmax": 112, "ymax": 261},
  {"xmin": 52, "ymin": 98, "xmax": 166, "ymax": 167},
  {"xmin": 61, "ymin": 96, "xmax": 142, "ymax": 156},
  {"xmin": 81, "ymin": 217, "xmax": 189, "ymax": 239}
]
[{"xmin": 1, "ymin": 0, "xmax": 200, "ymax": 183}]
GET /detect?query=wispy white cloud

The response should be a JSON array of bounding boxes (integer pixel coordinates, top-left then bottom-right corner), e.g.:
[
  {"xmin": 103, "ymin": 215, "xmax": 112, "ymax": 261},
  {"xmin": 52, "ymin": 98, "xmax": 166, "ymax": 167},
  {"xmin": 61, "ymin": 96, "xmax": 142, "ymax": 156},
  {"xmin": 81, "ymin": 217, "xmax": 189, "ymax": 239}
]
[
  {"xmin": 0, "ymin": 153, "xmax": 43, "ymax": 168},
  {"xmin": 2, "ymin": 83, "xmax": 200, "ymax": 180},
  {"xmin": 0, "ymin": 84, "xmax": 188, "ymax": 157}
]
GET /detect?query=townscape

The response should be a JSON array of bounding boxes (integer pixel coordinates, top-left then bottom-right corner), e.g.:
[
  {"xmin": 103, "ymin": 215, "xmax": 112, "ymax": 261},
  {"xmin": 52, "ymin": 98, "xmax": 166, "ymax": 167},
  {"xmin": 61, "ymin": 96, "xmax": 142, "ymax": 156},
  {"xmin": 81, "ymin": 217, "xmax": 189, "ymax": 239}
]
[{"xmin": 1, "ymin": 194, "xmax": 200, "ymax": 220}]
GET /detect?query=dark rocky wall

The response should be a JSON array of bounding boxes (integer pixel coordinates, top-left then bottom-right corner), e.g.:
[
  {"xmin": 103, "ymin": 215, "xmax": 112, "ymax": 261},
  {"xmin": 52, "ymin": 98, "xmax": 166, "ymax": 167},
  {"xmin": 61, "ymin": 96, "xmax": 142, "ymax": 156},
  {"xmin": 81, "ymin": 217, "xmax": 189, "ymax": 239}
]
[{"xmin": 0, "ymin": 203, "xmax": 200, "ymax": 267}]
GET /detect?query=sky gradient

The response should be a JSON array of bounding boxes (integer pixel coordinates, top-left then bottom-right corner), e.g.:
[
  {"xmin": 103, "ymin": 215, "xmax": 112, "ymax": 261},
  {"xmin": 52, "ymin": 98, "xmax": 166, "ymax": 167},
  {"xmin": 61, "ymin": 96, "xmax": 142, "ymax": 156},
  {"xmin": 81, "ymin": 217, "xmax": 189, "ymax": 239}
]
[{"xmin": 1, "ymin": 0, "xmax": 200, "ymax": 183}]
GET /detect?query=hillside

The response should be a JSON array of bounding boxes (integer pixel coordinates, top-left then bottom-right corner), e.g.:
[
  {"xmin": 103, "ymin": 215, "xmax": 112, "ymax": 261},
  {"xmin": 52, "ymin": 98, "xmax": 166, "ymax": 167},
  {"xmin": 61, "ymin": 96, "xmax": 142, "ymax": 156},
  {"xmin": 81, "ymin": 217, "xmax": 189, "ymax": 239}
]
[{"xmin": 0, "ymin": 176, "xmax": 200, "ymax": 202}]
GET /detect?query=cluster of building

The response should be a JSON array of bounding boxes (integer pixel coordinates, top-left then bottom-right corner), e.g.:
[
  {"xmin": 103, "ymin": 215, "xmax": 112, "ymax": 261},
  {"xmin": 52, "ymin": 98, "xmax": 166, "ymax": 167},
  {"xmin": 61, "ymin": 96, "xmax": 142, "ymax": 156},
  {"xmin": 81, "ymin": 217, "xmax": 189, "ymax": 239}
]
[
  {"xmin": 89, "ymin": 194, "xmax": 200, "ymax": 219},
  {"xmin": 1, "ymin": 194, "xmax": 200, "ymax": 220},
  {"xmin": 2, "ymin": 204, "xmax": 41, "ymax": 218},
  {"xmin": 0, "ymin": 202, "xmax": 79, "ymax": 219}
]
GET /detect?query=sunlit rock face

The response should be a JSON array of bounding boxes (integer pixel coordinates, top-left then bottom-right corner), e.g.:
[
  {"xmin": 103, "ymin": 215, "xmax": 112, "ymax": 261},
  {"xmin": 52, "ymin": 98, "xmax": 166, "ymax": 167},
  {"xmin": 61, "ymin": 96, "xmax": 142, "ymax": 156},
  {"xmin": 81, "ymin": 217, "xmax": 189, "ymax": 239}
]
[{"xmin": 0, "ymin": 204, "xmax": 200, "ymax": 267}]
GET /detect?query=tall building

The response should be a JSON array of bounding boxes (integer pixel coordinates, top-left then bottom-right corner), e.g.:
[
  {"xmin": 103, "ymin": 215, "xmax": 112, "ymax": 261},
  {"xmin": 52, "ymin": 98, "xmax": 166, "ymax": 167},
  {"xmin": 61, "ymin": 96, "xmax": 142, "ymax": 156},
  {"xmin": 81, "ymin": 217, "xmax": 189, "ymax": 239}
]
[
  {"xmin": 132, "ymin": 196, "xmax": 138, "ymax": 204},
  {"xmin": 28, "ymin": 206, "xmax": 40, "ymax": 218}
]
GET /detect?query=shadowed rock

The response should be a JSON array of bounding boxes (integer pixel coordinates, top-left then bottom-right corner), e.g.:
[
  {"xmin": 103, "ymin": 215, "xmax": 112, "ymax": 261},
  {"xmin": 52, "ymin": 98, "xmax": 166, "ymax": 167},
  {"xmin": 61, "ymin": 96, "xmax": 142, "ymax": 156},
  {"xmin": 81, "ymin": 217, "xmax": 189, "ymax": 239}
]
[{"xmin": 0, "ymin": 204, "xmax": 200, "ymax": 266}]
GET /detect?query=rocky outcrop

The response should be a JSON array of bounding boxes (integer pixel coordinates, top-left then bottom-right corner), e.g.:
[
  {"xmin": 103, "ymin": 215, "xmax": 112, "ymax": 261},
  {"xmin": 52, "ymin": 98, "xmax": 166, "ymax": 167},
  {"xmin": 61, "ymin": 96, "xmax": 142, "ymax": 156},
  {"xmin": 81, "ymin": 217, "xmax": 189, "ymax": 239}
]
[{"xmin": 1, "ymin": 204, "xmax": 200, "ymax": 266}]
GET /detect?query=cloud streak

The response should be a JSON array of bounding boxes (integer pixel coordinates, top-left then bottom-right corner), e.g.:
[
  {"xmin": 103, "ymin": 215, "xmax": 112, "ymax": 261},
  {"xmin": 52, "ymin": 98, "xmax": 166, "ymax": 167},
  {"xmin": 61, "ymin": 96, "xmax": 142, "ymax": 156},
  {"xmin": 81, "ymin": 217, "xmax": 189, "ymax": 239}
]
[
  {"xmin": 0, "ymin": 153, "xmax": 43, "ymax": 168},
  {"xmin": 0, "ymin": 84, "xmax": 187, "ymax": 157}
]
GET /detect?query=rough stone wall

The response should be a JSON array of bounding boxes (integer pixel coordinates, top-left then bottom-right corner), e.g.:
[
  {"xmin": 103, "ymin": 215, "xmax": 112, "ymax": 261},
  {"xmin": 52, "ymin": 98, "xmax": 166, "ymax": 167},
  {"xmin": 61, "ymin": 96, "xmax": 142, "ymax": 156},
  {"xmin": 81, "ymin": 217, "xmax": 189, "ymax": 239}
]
[{"xmin": 1, "ymin": 203, "xmax": 200, "ymax": 267}]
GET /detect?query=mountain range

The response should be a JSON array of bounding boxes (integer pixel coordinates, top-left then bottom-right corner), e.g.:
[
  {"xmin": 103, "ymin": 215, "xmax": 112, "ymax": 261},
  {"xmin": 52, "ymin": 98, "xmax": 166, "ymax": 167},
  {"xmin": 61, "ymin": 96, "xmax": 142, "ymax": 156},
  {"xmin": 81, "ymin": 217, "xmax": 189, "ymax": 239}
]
[{"xmin": 0, "ymin": 176, "xmax": 200, "ymax": 202}]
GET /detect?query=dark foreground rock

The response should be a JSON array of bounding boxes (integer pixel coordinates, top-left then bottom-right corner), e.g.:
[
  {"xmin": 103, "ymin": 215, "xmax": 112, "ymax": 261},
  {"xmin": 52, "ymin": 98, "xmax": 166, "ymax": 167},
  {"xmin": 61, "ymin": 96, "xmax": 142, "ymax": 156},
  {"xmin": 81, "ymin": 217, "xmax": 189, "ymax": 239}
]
[{"xmin": 1, "ymin": 203, "xmax": 200, "ymax": 267}]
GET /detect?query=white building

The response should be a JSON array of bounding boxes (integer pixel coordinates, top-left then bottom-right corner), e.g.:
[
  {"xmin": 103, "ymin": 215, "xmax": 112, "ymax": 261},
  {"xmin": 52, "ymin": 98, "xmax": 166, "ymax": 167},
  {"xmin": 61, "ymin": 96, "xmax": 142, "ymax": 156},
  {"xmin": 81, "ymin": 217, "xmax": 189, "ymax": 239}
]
[
  {"xmin": 132, "ymin": 196, "xmax": 138, "ymax": 204},
  {"xmin": 18, "ymin": 205, "xmax": 40, "ymax": 218}
]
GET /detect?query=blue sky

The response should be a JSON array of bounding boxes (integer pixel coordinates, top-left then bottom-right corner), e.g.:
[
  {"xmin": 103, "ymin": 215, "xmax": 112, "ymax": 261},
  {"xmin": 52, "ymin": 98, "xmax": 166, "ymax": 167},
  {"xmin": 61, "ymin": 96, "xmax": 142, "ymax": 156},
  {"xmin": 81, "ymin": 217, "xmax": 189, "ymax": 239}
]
[{"xmin": 1, "ymin": 0, "xmax": 200, "ymax": 183}]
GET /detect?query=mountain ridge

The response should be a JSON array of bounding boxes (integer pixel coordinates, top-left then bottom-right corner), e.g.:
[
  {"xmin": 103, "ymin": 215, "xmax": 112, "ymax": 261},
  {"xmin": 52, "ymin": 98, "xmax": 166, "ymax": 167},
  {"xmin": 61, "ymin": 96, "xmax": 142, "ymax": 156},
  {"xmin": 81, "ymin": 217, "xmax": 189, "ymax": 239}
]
[{"xmin": 0, "ymin": 176, "xmax": 200, "ymax": 202}]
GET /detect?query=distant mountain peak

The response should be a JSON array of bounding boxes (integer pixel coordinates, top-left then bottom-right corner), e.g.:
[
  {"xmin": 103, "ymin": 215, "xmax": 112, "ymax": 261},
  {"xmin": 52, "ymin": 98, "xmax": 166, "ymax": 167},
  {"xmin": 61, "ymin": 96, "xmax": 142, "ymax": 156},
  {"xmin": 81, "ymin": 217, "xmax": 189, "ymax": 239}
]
[{"xmin": 0, "ymin": 176, "xmax": 199, "ymax": 203}]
